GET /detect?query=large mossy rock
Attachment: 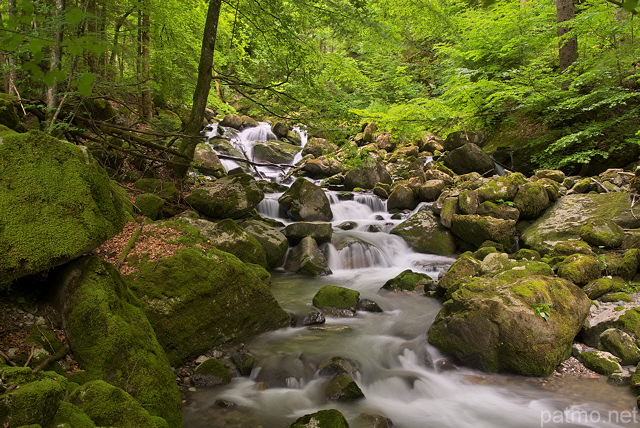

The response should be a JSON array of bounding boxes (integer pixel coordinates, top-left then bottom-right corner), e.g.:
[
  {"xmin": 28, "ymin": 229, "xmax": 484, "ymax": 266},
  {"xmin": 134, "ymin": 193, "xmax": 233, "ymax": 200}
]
[
  {"xmin": 284, "ymin": 236, "xmax": 332, "ymax": 276},
  {"xmin": 284, "ymin": 221, "xmax": 333, "ymax": 245},
  {"xmin": 313, "ymin": 285, "xmax": 360, "ymax": 312},
  {"xmin": 240, "ymin": 219, "xmax": 289, "ymax": 269},
  {"xmin": 0, "ymin": 129, "xmax": 129, "ymax": 289},
  {"xmin": 56, "ymin": 255, "xmax": 182, "ymax": 427},
  {"xmin": 387, "ymin": 183, "xmax": 417, "ymax": 211},
  {"xmin": 435, "ymin": 253, "xmax": 481, "ymax": 298},
  {"xmin": 127, "ymin": 246, "xmax": 290, "ymax": 365},
  {"xmin": 343, "ymin": 161, "xmax": 392, "ymax": 190},
  {"xmin": 382, "ymin": 269, "xmax": 434, "ymax": 292},
  {"xmin": 476, "ymin": 173, "xmax": 527, "ymax": 202},
  {"xmin": 186, "ymin": 173, "xmax": 264, "ymax": 219},
  {"xmin": 253, "ymin": 140, "xmax": 301, "ymax": 164},
  {"xmin": 579, "ymin": 217, "xmax": 625, "ymax": 249},
  {"xmin": 324, "ymin": 373, "xmax": 365, "ymax": 401},
  {"xmin": 442, "ymin": 143, "xmax": 495, "ymax": 176},
  {"xmin": 428, "ymin": 275, "xmax": 591, "ymax": 376},
  {"xmin": 278, "ymin": 177, "xmax": 333, "ymax": 221},
  {"xmin": 450, "ymin": 214, "xmax": 516, "ymax": 250},
  {"xmin": 70, "ymin": 380, "xmax": 159, "ymax": 428},
  {"xmin": 556, "ymin": 254, "xmax": 602, "ymax": 286},
  {"xmin": 0, "ymin": 371, "xmax": 66, "ymax": 427},
  {"xmin": 390, "ymin": 210, "xmax": 456, "ymax": 256},
  {"xmin": 521, "ymin": 193, "xmax": 640, "ymax": 254},
  {"xmin": 187, "ymin": 218, "xmax": 268, "ymax": 268},
  {"xmin": 288, "ymin": 409, "xmax": 350, "ymax": 428},
  {"xmin": 513, "ymin": 182, "xmax": 550, "ymax": 219}
]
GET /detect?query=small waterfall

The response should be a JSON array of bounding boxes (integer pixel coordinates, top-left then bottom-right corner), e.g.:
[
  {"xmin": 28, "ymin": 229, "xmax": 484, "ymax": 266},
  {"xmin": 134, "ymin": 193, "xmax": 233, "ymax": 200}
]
[{"xmin": 256, "ymin": 196, "xmax": 287, "ymax": 220}]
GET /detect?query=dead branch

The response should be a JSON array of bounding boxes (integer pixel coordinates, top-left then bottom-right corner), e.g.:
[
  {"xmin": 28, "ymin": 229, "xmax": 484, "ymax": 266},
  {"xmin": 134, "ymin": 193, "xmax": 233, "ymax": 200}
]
[
  {"xmin": 0, "ymin": 349, "xmax": 17, "ymax": 367},
  {"xmin": 31, "ymin": 344, "xmax": 70, "ymax": 374}
]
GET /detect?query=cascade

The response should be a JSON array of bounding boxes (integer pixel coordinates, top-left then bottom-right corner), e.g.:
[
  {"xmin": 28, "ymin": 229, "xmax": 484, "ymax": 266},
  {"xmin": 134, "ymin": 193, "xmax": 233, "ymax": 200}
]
[{"xmin": 185, "ymin": 126, "xmax": 636, "ymax": 428}]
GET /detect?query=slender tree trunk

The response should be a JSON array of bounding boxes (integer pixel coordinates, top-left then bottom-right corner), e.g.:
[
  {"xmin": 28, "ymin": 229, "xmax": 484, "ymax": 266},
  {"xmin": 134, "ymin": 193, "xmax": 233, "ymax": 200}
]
[
  {"xmin": 174, "ymin": 0, "xmax": 222, "ymax": 177},
  {"xmin": 6, "ymin": 0, "xmax": 17, "ymax": 95},
  {"xmin": 556, "ymin": 0, "xmax": 578, "ymax": 71},
  {"xmin": 140, "ymin": 0, "xmax": 152, "ymax": 121},
  {"xmin": 45, "ymin": 0, "xmax": 65, "ymax": 124}
]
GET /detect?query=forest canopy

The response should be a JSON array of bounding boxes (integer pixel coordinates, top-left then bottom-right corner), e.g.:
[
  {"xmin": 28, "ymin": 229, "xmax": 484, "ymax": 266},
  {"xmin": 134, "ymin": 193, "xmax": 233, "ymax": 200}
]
[{"xmin": 1, "ymin": 0, "xmax": 639, "ymax": 174}]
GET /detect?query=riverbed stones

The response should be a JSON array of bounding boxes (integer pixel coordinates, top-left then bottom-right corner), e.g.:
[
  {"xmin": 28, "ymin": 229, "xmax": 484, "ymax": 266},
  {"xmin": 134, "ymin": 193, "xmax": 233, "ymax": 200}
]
[
  {"xmin": 577, "ymin": 350, "xmax": 623, "ymax": 376},
  {"xmin": 0, "ymin": 129, "xmax": 130, "ymax": 289},
  {"xmin": 599, "ymin": 328, "xmax": 640, "ymax": 365},
  {"xmin": 312, "ymin": 285, "xmax": 360, "ymax": 316},
  {"xmin": 324, "ymin": 373, "xmax": 365, "ymax": 401},
  {"xmin": 435, "ymin": 253, "xmax": 482, "ymax": 299},
  {"xmin": 443, "ymin": 143, "xmax": 495, "ymax": 176},
  {"xmin": 240, "ymin": 219, "xmax": 288, "ymax": 269},
  {"xmin": 279, "ymin": 177, "xmax": 333, "ymax": 221},
  {"xmin": 390, "ymin": 210, "xmax": 456, "ymax": 255},
  {"xmin": 343, "ymin": 160, "xmax": 392, "ymax": 190},
  {"xmin": 0, "ymin": 372, "xmax": 66, "ymax": 427},
  {"xmin": 186, "ymin": 173, "xmax": 264, "ymax": 219},
  {"xmin": 428, "ymin": 275, "xmax": 591, "ymax": 376},
  {"xmin": 318, "ymin": 356, "xmax": 359, "ymax": 377},
  {"xmin": 444, "ymin": 130, "xmax": 486, "ymax": 150},
  {"xmin": 193, "ymin": 358, "xmax": 232, "ymax": 386},
  {"xmin": 556, "ymin": 254, "xmax": 602, "ymax": 286},
  {"xmin": 477, "ymin": 173, "xmax": 527, "ymax": 203},
  {"xmin": 302, "ymin": 137, "xmax": 338, "ymax": 158},
  {"xmin": 513, "ymin": 181, "xmax": 550, "ymax": 219},
  {"xmin": 387, "ymin": 183, "xmax": 417, "ymax": 211},
  {"xmin": 284, "ymin": 236, "xmax": 331, "ymax": 276}
]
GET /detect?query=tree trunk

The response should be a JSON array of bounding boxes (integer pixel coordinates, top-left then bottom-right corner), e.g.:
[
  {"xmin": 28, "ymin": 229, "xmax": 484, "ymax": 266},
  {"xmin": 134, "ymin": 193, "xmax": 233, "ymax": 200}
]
[
  {"xmin": 45, "ymin": 0, "xmax": 65, "ymax": 125},
  {"xmin": 556, "ymin": 0, "xmax": 577, "ymax": 71},
  {"xmin": 173, "ymin": 0, "xmax": 222, "ymax": 177},
  {"xmin": 139, "ymin": 0, "xmax": 152, "ymax": 121},
  {"xmin": 6, "ymin": 0, "xmax": 17, "ymax": 95}
]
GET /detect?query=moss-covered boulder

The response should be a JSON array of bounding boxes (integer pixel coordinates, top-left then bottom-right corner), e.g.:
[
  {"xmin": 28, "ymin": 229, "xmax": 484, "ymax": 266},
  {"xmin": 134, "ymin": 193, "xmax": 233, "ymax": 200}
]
[
  {"xmin": 302, "ymin": 156, "xmax": 344, "ymax": 178},
  {"xmin": 193, "ymin": 358, "xmax": 232, "ymax": 386},
  {"xmin": 556, "ymin": 254, "xmax": 602, "ymax": 286},
  {"xmin": 288, "ymin": 409, "xmax": 350, "ymax": 428},
  {"xmin": 476, "ymin": 201, "xmax": 520, "ymax": 221},
  {"xmin": 186, "ymin": 173, "xmax": 264, "ymax": 219},
  {"xmin": 283, "ymin": 222, "xmax": 333, "ymax": 245},
  {"xmin": 382, "ymin": 269, "xmax": 434, "ymax": 292},
  {"xmin": 428, "ymin": 275, "xmax": 591, "ymax": 376},
  {"xmin": 480, "ymin": 252, "xmax": 511, "ymax": 276},
  {"xmin": 514, "ymin": 248, "xmax": 541, "ymax": 261},
  {"xmin": 324, "ymin": 373, "xmax": 365, "ymax": 401},
  {"xmin": 70, "ymin": 380, "xmax": 159, "ymax": 428},
  {"xmin": 495, "ymin": 261, "xmax": 555, "ymax": 281},
  {"xmin": 312, "ymin": 285, "xmax": 360, "ymax": 315},
  {"xmin": 521, "ymin": 193, "xmax": 640, "ymax": 254},
  {"xmin": 50, "ymin": 401, "xmax": 96, "ymax": 427},
  {"xmin": 284, "ymin": 236, "xmax": 331, "ymax": 276},
  {"xmin": 450, "ymin": 214, "xmax": 516, "ymax": 251},
  {"xmin": 0, "ymin": 129, "xmax": 129, "ymax": 289},
  {"xmin": 0, "ymin": 95, "xmax": 23, "ymax": 131},
  {"xmin": 302, "ymin": 137, "xmax": 338, "ymax": 158},
  {"xmin": 476, "ymin": 173, "xmax": 527, "ymax": 203},
  {"xmin": 535, "ymin": 169, "xmax": 566, "ymax": 183},
  {"xmin": 435, "ymin": 253, "xmax": 482, "ymax": 298},
  {"xmin": 56, "ymin": 255, "xmax": 182, "ymax": 427},
  {"xmin": 343, "ymin": 160, "xmax": 392, "ymax": 190},
  {"xmin": 253, "ymin": 140, "xmax": 302, "ymax": 164},
  {"xmin": 551, "ymin": 240, "xmax": 595, "ymax": 257},
  {"xmin": 582, "ymin": 277, "xmax": 626, "ymax": 299},
  {"xmin": 187, "ymin": 218, "xmax": 267, "ymax": 268},
  {"xmin": 418, "ymin": 179, "xmax": 446, "ymax": 202},
  {"xmin": 390, "ymin": 210, "xmax": 456, "ymax": 256},
  {"xmin": 577, "ymin": 351, "xmax": 622, "ymax": 376},
  {"xmin": 127, "ymin": 247, "xmax": 289, "ymax": 365},
  {"xmin": 599, "ymin": 328, "xmax": 640, "ymax": 365},
  {"xmin": 279, "ymin": 177, "xmax": 333, "ymax": 221},
  {"xmin": 387, "ymin": 183, "xmax": 417, "ymax": 211},
  {"xmin": 134, "ymin": 178, "xmax": 179, "ymax": 202},
  {"xmin": 604, "ymin": 249, "xmax": 640, "ymax": 280},
  {"xmin": 135, "ymin": 193, "xmax": 165, "ymax": 220},
  {"xmin": 240, "ymin": 219, "xmax": 289, "ymax": 269},
  {"xmin": 0, "ymin": 373, "xmax": 66, "ymax": 427},
  {"xmin": 317, "ymin": 356, "xmax": 359, "ymax": 377},
  {"xmin": 579, "ymin": 217, "xmax": 625, "ymax": 249},
  {"xmin": 513, "ymin": 182, "xmax": 550, "ymax": 219}
]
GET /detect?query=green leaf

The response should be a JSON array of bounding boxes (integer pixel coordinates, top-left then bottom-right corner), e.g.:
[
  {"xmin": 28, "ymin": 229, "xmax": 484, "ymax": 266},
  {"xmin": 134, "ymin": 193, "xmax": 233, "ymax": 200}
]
[
  {"xmin": 76, "ymin": 73, "xmax": 97, "ymax": 96},
  {"xmin": 66, "ymin": 6, "xmax": 85, "ymax": 25}
]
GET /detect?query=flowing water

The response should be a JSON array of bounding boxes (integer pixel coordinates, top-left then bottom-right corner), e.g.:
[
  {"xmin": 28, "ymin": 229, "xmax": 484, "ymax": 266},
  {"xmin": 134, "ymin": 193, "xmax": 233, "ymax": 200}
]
[{"xmin": 183, "ymin": 125, "xmax": 638, "ymax": 427}]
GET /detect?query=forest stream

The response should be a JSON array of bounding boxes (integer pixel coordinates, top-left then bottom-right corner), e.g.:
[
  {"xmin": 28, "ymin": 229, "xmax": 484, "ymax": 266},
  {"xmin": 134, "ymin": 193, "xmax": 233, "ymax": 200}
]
[{"xmin": 181, "ymin": 124, "xmax": 639, "ymax": 428}]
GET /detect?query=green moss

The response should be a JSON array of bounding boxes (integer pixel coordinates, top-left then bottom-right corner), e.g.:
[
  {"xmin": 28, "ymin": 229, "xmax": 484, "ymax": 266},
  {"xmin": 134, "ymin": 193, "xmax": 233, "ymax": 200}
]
[
  {"xmin": 0, "ymin": 377, "xmax": 66, "ymax": 427},
  {"xmin": 288, "ymin": 409, "xmax": 350, "ymax": 428},
  {"xmin": 579, "ymin": 217, "xmax": 624, "ymax": 249},
  {"xmin": 496, "ymin": 261, "xmax": 554, "ymax": 280},
  {"xmin": 70, "ymin": 380, "xmax": 158, "ymax": 428},
  {"xmin": 472, "ymin": 246, "xmax": 498, "ymax": 261},
  {"xmin": 0, "ymin": 94, "xmax": 23, "ymax": 131},
  {"xmin": 58, "ymin": 256, "xmax": 182, "ymax": 427},
  {"xmin": 194, "ymin": 358, "xmax": 231, "ymax": 384},
  {"xmin": 556, "ymin": 254, "xmax": 602, "ymax": 286},
  {"xmin": 435, "ymin": 253, "xmax": 481, "ymax": 299},
  {"xmin": 514, "ymin": 248, "xmax": 541, "ymax": 261},
  {"xmin": 135, "ymin": 193, "xmax": 165, "ymax": 220},
  {"xmin": 324, "ymin": 373, "xmax": 365, "ymax": 401},
  {"xmin": 382, "ymin": 269, "xmax": 433, "ymax": 292},
  {"xmin": 203, "ymin": 218, "xmax": 268, "ymax": 268},
  {"xmin": 599, "ymin": 292, "xmax": 633, "ymax": 303},
  {"xmin": 578, "ymin": 351, "xmax": 622, "ymax": 376},
  {"xmin": 127, "ymin": 247, "xmax": 289, "ymax": 365},
  {"xmin": 312, "ymin": 285, "xmax": 360, "ymax": 310},
  {"xmin": 450, "ymin": 214, "xmax": 516, "ymax": 250},
  {"xmin": 50, "ymin": 402, "xmax": 96, "ymax": 428},
  {"xmin": 134, "ymin": 178, "xmax": 179, "ymax": 202},
  {"xmin": 0, "ymin": 131, "xmax": 128, "ymax": 288},
  {"xmin": 605, "ymin": 250, "xmax": 640, "ymax": 280},
  {"xmin": 583, "ymin": 277, "xmax": 625, "ymax": 299}
]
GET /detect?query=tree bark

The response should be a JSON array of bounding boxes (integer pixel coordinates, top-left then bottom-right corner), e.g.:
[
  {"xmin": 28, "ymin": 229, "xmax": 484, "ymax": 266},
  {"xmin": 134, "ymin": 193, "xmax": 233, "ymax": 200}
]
[
  {"xmin": 6, "ymin": 0, "xmax": 17, "ymax": 95},
  {"xmin": 45, "ymin": 0, "xmax": 65, "ymax": 125},
  {"xmin": 173, "ymin": 0, "xmax": 222, "ymax": 177},
  {"xmin": 556, "ymin": 0, "xmax": 577, "ymax": 71},
  {"xmin": 139, "ymin": 0, "xmax": 152, "ymax": 121}
]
